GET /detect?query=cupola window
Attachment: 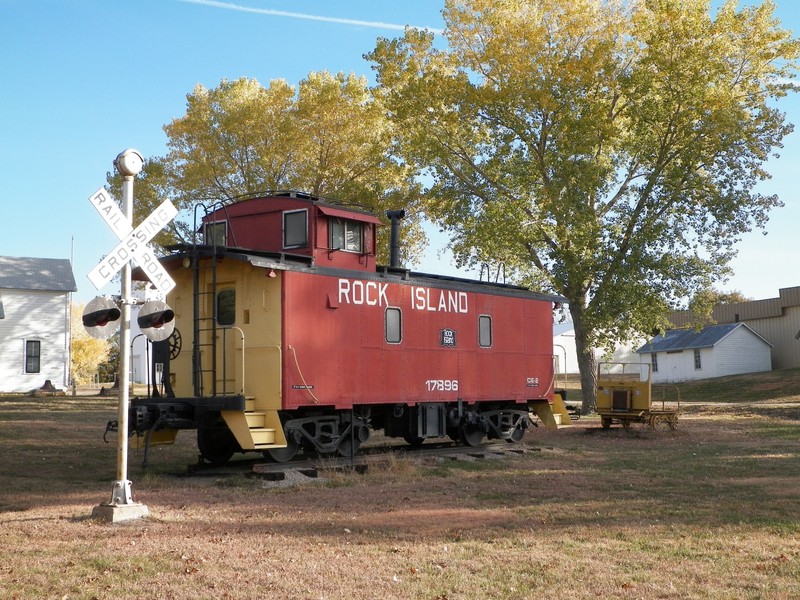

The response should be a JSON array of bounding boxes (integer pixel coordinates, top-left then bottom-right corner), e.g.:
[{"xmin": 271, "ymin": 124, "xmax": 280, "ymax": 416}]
[{"xmin": 330, "ymin": 218, "xmax": 363, "ymax": 253}]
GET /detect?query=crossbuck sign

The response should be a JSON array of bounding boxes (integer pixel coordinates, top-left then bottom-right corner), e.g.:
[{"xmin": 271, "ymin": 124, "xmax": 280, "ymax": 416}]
[{"xmin": 87, "ymin": 187, "xmax": 178, "ymax": 294}]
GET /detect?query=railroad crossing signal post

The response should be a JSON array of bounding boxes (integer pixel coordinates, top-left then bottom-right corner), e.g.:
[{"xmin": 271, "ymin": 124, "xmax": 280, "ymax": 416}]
[{"xmin": 89, "ymin": 149, "xmax": 175, "ymax": 523}]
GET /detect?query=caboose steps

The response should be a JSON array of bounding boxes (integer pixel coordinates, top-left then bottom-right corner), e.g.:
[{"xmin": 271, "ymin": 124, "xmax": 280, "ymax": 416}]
[
  {"xmin": 250, "ymin": 428, "xmax": 277, "ymax": 446},
  {"xmin": 246, "ymin": 413, "xmax": 277, "ymax": 445},
  {"xmin": 245, "ymin": 411, "xmax": 267, "ymax": 428},
  {"xmin": 222, "ymin": 406, "xmax": 287, "ymax": 450},
  {"xmin": 243, "ymin": 398, "xmax": 283, "ymax": 446}
]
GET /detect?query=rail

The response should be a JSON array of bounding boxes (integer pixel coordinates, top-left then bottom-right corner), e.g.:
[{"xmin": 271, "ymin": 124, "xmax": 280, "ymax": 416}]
[{"xmin": 225, "ymin": 326, "xmax": 245, "ymax": 395}]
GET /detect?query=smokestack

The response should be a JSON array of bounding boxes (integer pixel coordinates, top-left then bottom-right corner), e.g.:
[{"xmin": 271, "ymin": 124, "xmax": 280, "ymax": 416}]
[{"xmin": 385, "ymin": 209, "xmax": 406, "ymax": 268}]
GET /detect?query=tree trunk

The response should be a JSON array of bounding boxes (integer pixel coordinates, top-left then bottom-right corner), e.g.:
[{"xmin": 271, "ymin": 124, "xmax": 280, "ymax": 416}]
[{"xmin": 569, "ymin": 302, "xmax": 598, "ymax": 415}]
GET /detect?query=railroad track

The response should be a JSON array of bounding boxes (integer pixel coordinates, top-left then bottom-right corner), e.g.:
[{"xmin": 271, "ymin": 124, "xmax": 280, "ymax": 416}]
[{"xmin": 179, "ymin": 440, "xmax": 542, "ymax": 485}]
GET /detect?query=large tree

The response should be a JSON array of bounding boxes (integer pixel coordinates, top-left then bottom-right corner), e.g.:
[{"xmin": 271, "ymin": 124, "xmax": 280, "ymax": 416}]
[
  {"xmin": 368, "ymin": 0, "xmax": 798, "ymax": 411},
  {"xmin": 109, "ymin": 72, "xmax": 426, "ymax": 265}
]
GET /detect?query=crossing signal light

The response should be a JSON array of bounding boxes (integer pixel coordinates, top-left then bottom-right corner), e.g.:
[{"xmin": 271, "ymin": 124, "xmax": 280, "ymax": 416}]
[
  {"xmin": 83, "ymin": 296, "xmax": 121, "ymax": 339},
  {"xmin": 137, "ymin": 300, "xmax": 175, "ymax": 342}
]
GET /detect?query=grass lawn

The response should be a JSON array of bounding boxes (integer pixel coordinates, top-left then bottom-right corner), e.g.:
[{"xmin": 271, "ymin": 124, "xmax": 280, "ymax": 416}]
[{"xmin": 0, "ymin": 371, "xmax": 798, "ymax": 599}]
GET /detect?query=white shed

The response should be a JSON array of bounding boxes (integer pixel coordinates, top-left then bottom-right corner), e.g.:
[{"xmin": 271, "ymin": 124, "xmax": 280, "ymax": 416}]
[
  {"xmin": 670, "ymin": 285, "xmax": 800, "ymax": 371},
  {"xmin": 637, "ymin": 323, "xmax": 772, "ymax": 383},
  {"xmin": 553, "ymin": 322, "xmax": 643, "ymax": 374},
  {"xmin": 129, "ymin": 283, "xmax": 168, "ymax": 385},
  {"xmin": 553, "ymin": 322, "xmax": 579, "ymax": 374},
  {"xmin": 0, "ymin": 256, "xmax": 77, "ymax": 392}
]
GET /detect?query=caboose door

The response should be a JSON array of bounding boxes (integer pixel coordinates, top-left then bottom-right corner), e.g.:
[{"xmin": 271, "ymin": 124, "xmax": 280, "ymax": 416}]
[
  {"xmin": 194, "ymin": 280, "xmax": 241, "ymax": 397},
  {"xmin": 213, "ymin": 284, "xmax": 241, "ymax": 395}
]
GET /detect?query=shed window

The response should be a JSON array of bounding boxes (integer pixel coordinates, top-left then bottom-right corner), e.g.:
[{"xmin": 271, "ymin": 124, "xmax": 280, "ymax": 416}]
[
  {"xmin": 694, "ymin": 348, "xmax": 702, "ymax": 370},
  {"xmin": 651, "ymin": 353, "xmax": 658, "ymax": 373},
  {"xmin": 385, "ymin": 307, "xmax": 402, "ymax": 344},
  {"xmin": 25, "ymin": 340, "xmax": 41, "ymax": 373},
  {"xmin": 330, "ymin": 218, "xmax": 363, "ymax": 253},
  {"xmin": 217, "ymin": 289, "xmax": 236, "ymax": 326},
  {"xmin": 479, "ymin": 315, "xmax": 492, "ymax": 348},
  {"xmin": 283, "ymin": 210, "xmax": 308, "ymax": 248}
]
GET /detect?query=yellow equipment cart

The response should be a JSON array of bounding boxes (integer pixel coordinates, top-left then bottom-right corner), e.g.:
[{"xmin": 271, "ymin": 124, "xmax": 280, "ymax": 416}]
[{"xmin": 596, "ymin": 362, "xmax": 679, "ymax": 429}]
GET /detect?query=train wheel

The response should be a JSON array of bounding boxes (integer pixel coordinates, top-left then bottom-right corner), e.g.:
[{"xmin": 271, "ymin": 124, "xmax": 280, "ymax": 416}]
[
  {"xmin": 459, "ymin": 424, "xmax": 485, "ymax": 447},
  {"xmin": 197, "ymin": 416, "xmax": 238, "ymax": 465},
  {"xmin": 337, "ymin": 436, "xmax": 362, "ymax": 457},
  {"xmin": 264, "ymin": 414, "xmax": 301, "ymax": 463},
  {"xmin": 506, "ymin": 424, "xmax": 525, "ymax": 443},
  {"xmin": 651, "ymin": 415, "xmax": 671, "ymax": 430},
  {"xmin": 264, "ymin": 436, "xmax": 299, "ymax": 463},
  {"xmin": 337, "ymin": 423, "xmax": 369, "ymax": 457},
  {"xmin": 601, "ymin": 417, "xmax": 612, "ymax": 429},
  {"xmin": 403, "ymin": 435, "xmax": 425, "ymax": 447}
]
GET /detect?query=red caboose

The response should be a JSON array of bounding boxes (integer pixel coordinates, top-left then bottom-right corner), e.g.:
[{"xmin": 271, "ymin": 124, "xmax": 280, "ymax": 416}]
[{"xmin": 132, "ymin": 192, "xmax": 564, "ymax": 463}]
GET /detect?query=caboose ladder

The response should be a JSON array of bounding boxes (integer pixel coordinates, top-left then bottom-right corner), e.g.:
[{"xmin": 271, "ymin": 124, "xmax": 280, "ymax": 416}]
[{"xmin": 191, "ymin": 247, "xmax": 220, "ymax": 397}]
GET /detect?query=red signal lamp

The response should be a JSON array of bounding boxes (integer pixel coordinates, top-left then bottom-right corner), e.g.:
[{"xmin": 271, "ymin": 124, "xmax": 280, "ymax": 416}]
[
  {"xmin": 83, "ymin": 296, "xmax": 122, "ymax": 339},
  {"xmin": 137, "ymin": 300, "xmax": 175, "ymax": 342}
]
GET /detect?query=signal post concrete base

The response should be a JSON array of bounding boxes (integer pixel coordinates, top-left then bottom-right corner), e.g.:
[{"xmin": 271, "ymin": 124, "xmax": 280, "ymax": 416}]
[
  {"xmin": 92, "ymin": 502, "xmax": 149, "ymax": 523},
  {"xmin": 91, "ymin": 479, "xmax": 149, "ymax": 523}
]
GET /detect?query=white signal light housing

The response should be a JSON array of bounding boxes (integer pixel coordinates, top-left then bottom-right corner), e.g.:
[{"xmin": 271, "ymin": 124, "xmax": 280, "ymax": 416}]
[
  {"xmin": 137, "ymin": 300, "xmax": 175, "ymax": 342},
  {"xmin": 83, "ymin": 296, "xmax": 122, "ymax": 339}
]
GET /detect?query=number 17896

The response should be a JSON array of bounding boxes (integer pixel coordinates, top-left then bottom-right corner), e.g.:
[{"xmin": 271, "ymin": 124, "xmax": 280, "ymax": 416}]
[{"xmin": 425, "ymin": 379, "xmax": 459, "ymax": 391}]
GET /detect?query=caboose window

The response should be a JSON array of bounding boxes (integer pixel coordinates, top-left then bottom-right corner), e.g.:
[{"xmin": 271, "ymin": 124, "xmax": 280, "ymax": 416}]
[
  {"xmin": 24, "ymin": 340, "xmax": 41, "ymax": 373},
  {"xmin": 203, "ymin": 221, "xmax": 227, "ymax": 247},
  {"xmin": 385, "ymin": 307, "xmax": 402, "ymax": 344},
  {"xmin": 330, "ymin": 218, "xmax": 363, "ymax": 253},
  {"xmin": 216, "ymin": 289, "xmax": 236, "ymax": 326},
  {"xmin": 283, "ymin": 210, "xmax": 308, "ymax": 248},
  {"xmin": 479, "ymin": 315, "xmax": 492, "ymax": 348}
]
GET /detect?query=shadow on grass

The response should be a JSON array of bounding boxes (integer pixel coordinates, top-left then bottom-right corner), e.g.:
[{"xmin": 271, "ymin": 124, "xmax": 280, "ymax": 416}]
[{"xmin": 1, "ymin": 393, "xmax": 798, "ymax": 541}]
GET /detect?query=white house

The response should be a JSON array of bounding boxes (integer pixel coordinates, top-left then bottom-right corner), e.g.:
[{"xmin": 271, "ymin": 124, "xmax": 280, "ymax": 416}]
[
  {"xmin": 129, "ymin": 284, "xmax": 165, "ymax": 385},
  {"xmin": 0, "ymin": 255, "xmax": 77, "ymax": 393},
  {"xmin": 636, "ymin": 322, "xmax": 772, "ymax": 383},
  {"xmin": 553, "ymin": 321, "xmax": 643, "ymax": 374}
]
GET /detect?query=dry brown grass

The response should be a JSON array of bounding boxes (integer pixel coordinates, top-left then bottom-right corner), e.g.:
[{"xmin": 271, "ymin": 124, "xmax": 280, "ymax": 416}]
[{"xmin": 1, "ymin": 390, "xmax": 798, "ymax": 599}]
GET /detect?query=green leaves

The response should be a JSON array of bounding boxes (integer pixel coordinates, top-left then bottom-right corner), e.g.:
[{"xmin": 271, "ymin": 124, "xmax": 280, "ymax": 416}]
[
  {"xmin": 369, "ymin": 0, "xmax": 797, "ymax": 408},
  {"xmin": 108, "ymin": 73, "xmax": 427, "ymax": 264}
]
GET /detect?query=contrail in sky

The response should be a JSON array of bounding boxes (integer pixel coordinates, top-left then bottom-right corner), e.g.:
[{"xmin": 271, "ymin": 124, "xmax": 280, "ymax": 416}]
[{"xmin": 179, "ymin": 0, "xmax": 443, "ymax": 34}]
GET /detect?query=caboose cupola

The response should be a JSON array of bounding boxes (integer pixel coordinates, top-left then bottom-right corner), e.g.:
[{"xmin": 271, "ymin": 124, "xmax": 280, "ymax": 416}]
[{"xmin": 200, "ymin": 191, "xmax": 381, "ymax": 271}]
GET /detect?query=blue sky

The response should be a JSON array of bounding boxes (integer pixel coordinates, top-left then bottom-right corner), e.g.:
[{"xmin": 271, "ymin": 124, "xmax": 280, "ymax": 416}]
[{"xmin": 2, "ymin": 0, "xmax": 799, "ymax": 304}]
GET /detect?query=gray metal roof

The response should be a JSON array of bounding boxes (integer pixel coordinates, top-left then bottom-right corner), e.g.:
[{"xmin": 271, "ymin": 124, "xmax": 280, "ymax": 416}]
[
  {"xmin": 0, "ymin": 255, "xmax": 77, "ymax": 292},
  {"xmin": 553, "ymin": 321, "xmax": 574, "ymax": 336},
  {"xmin": 637, "ymin": 322, "xmax": 772, "ymax": 354}
]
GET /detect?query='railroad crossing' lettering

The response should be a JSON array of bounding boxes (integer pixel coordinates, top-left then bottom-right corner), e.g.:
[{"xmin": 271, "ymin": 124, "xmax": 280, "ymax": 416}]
[{"xmin": 87, "ymin": 188, "xmax": 177, "ymax": 294}]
